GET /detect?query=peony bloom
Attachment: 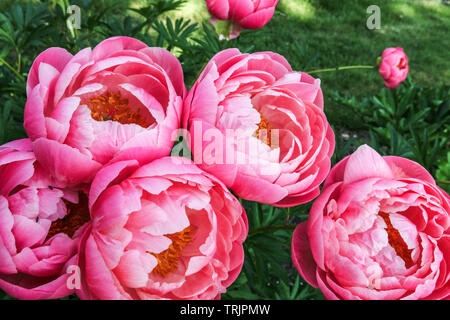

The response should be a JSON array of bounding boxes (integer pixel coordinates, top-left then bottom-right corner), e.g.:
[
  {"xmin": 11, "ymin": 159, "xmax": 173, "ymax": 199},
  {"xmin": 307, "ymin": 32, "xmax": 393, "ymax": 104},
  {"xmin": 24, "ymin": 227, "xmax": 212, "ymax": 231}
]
[
  {"xmin": 292, "ymin": 145, "xmax": 450, "ymax": 300},
  {"xmin": 206, "ymin": 0, "xmax": 279, "ymax": 38},
  {"xmin": 24, "ymin": 36, "xmax": 185, "ymax": 186},
  {"xmin": 76, "ymin": 157, "xmax": 248, "ymax": 300},
  {"xmin": 0, "ymin": 139, "xmax": 91, "ymax": 299},
  {"xmin": 378, "ymin": 47, "xmax": 409, "ymax": 89},
  {"xmin": 206, "ymin": 0, "xmax": 279, "ymax": 29},
  {"xmin": 182, "ymin": 48, "xmax": 335, "ymax": 207}
]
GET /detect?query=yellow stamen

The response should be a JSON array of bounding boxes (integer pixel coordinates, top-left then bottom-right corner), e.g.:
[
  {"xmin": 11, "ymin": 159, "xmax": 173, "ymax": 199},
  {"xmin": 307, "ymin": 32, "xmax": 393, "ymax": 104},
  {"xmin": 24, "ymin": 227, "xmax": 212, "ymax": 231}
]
[
  {"xmin": 46, "ymin": 193, "xmax": 90, "ymax": 241},
  {"xmin": 256, "ymin": 114, "xmax": 272, "ymax": 146},
  {"xmin": 379, "ymin": 212, "xmax": 414, "ymax": 268},
  {"xmin": 85, "ymin": 91, "xmax": 151, "ymax": 128},
  {"xmin": 147, "ymin": 227, "xmax": 194, "ymax": 278}
]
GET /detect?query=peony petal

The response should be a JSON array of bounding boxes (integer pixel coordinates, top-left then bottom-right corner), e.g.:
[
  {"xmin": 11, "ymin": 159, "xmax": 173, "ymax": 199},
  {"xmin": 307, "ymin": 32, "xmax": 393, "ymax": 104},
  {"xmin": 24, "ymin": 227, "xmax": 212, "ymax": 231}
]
[
  {"xmin": 32, "ymin": 138, "xmax": 102, "ymax": 185},
  {"xmin": 291, "ymin": 222, "xmax": 319, "ymax": 287},
  {"xmin": 343, "ymin": 145, "xmax": 393, "ymax": 184}
]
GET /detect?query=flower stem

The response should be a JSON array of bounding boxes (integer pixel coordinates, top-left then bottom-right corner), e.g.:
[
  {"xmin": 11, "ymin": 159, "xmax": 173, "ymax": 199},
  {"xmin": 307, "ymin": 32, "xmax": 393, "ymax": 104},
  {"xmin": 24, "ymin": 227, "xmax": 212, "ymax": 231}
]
[
  {"xmin": 0, "ymin": 57, "xmax": 25, "ymax": 82},
  {"xmin": 436, "ymin": 180, "xmax": 450, "ymax": 185},
  {"xmin": 307, "ymin": 65, "xmax": 375, "ymax": 74},
  {"xmin": 17, "ymin": 53, "xmax": 21, "ymax": 73}
]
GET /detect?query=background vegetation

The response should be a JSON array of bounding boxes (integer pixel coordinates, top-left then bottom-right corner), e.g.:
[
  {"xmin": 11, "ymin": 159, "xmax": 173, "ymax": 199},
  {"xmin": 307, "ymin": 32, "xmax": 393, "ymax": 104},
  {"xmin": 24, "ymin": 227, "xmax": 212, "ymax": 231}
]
[{"xmin": 0, "ymin": 0, "xmax": 449, "ymax": 300}]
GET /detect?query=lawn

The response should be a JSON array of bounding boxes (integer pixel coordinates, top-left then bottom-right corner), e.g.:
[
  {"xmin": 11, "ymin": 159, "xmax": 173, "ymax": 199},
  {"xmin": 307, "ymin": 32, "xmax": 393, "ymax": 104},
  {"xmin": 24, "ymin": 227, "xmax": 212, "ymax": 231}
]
[
  {"xmin": 1, "ymin": 0, "xmax": 449, "ymax": 96},
  {"xmin": 164, "ymin": 0, "xmax": 450, "ymax": 125},
  {"xmin": 162, "ymin": 0, "xmax": 450, "ymax": 88}
]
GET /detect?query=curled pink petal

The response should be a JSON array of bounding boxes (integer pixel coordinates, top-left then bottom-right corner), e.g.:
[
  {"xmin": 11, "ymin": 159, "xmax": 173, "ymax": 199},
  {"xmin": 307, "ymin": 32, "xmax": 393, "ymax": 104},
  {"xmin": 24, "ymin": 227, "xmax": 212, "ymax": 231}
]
[{"xmin": 206, "ymin": 0, "xmax": 279, "ymax": 30}]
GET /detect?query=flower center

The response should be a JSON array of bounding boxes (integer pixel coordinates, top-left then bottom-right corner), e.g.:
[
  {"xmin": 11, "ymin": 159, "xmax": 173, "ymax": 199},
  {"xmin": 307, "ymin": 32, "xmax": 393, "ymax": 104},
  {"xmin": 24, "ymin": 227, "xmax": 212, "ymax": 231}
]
[
  {"xmin": 85, "ymin": 91, "xmax": 151, "ymax": 128},
  {"xmin": 256, "ymin": 114, "xmax": 272, "ymax": 146},
  {"xmin": 148, "ymin": 227, "xmax": 194, "ymax": 278},
  {"xmin": 46, "ymin": 192, "xmax": 90, "ymax": 241},
  {"xmin": 379, "ymin": 212, "xmax": 414, "ymax": 268}
]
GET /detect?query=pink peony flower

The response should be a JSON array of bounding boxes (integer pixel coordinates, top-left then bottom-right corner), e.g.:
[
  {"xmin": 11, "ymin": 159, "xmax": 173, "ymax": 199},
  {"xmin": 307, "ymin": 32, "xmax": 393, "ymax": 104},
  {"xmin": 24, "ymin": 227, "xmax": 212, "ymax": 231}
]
[
  {"xmin": 378, "ymin": 47, "xmax": 409, "ymax": 89},
  {"xmin": 24, "ymin": 36, "xmax": 186, "ymax": 186},
  {"xmin": 206, "ymin": 0, "xmax": 279, "ymax": 30},
  {"xmin": 0, "ymin": 139, "xmax": 91, "ymax": 299},
  {"xmin": 182, "ymin": 48, "xmax": 335, "ymax": 207},
  {"xmin": 292, "ymin": 145, "xmax": 450, "ymax": 300},
  {"xmin": 76, "ymin": 157, "xmax": 248, "ymax": 300}
]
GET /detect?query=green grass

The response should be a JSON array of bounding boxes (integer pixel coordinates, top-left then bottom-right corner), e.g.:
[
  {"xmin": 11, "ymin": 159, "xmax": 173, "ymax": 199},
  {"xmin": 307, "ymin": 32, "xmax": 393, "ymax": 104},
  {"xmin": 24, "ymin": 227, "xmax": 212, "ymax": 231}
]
[
  {"xmin": 2, "ymin": 0, "xmax": 448, "ymax": 97},
  {"xmin": 168, "ymin": 0, "xmax": 449, "ymax": 123},
  {"xmin": 173, "ymin": 0, "xmax": 449, "ymax": 91}
]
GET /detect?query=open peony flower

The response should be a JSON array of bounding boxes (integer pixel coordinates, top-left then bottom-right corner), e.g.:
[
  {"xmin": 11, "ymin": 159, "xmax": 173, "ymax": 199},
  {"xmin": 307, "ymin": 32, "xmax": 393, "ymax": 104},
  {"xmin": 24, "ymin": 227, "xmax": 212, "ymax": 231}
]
[
  {"xmin": 24, "ymin": 36, "xmax": 185, "ymax": 186},
  {"xmin": 76, "ymin": 157, "xmax": 248, "ymax": 300},
  {"xmin": 378, "ymin": 47, "xmax": 409, "ymax": 89},
  {"xmin": 0, "ymin": 139, "xmax": 91, "ymax": 299},
  {"xmin": 292, "ymin": 145, "xmax": 450, "ymax": 300},
  {"xmin": 182, "ymin": 48, "xmax": 335, "ymax": 207}
]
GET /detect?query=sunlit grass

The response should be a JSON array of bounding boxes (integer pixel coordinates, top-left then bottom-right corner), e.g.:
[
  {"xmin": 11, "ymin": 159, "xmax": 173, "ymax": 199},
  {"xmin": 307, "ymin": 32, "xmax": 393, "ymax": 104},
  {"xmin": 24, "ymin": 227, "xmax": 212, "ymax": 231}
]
[
  {"xmin": 388, "ymin": 2, "xmax": 417, "ymax": 18},
  {"xmin": 167, "ymin": 0, "xmax": 209, "ymax": 21},
  {"xmin": 279, "ymin": 0, "xmax": 316, "ymax": 21}
]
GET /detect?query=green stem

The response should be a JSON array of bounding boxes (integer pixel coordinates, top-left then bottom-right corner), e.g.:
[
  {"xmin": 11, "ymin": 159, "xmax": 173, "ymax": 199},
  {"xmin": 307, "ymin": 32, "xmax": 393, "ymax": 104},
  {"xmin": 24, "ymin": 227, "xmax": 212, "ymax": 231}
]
[
  {"xmin": 17, "ymin": 53, "xmax": 21, "ymax": 73},
  {"xmin": 0, "ymin": 57, "xmax": 25, "ymax": 82},
  {"xmin": 307, "ymin": 65, "xmax": 375, "ymax": 74},
  {"xmin": 437, "ymin": 180, "xmax": 450, "ymax": 185},
  {"xmin": 285, "ymin": 207, "xmax": 291, "ymax": 225},
  {"xmin": 392, "ymin": 88, "xmax": 399, "ymax": 129}
]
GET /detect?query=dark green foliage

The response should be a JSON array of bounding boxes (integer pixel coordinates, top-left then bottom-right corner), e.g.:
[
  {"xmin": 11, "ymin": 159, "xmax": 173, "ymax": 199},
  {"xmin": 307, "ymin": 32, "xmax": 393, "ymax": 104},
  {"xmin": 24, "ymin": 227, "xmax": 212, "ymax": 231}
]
[
  {"xmin": 224, "ymin": 201, "xmax": 324, "ymax": 300},
  {"xmin": 437, "ymin": 152, "xmax": 450, "ymax": 193},
  {"xmin": 331, "ymin": 80, "xmax": 450, "ymax": 176}
]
